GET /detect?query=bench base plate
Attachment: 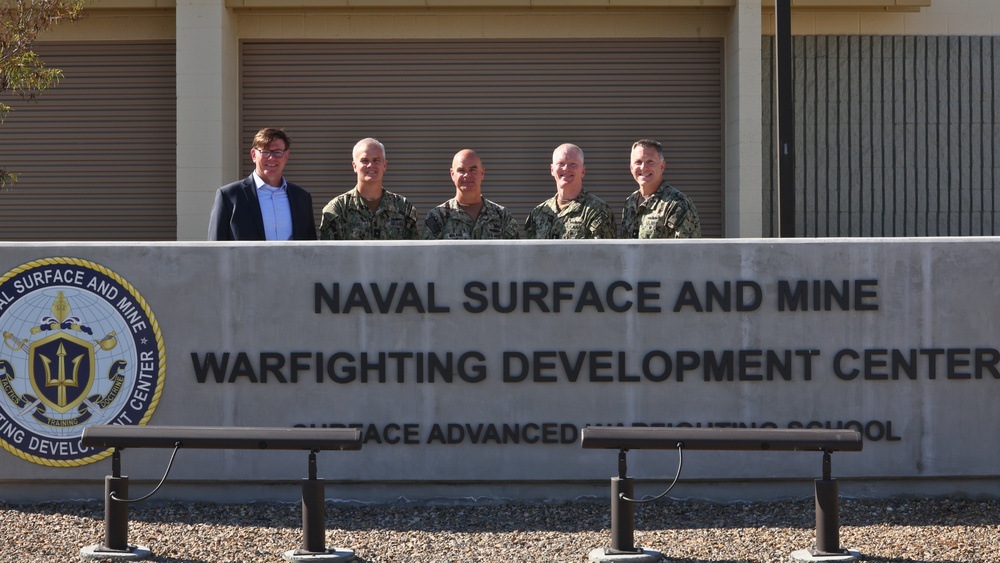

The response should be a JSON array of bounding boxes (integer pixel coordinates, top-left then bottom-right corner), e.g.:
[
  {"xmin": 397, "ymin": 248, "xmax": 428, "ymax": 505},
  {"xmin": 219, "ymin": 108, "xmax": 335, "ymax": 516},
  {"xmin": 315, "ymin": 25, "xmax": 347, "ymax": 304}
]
[
  {"xmin": 282, "ymin": 548, "xmax": 356, "ymax": 562},
  {"xmin": 80, "ymin": 544, "xmax": 152, "ymax": 561},
  {"xmin": 790, "ymin": 548, "xmax": 861, "ymax": 562},
  {"xmin": 588, "ymin": 547, "xmax": 664, "ymax": 562}
]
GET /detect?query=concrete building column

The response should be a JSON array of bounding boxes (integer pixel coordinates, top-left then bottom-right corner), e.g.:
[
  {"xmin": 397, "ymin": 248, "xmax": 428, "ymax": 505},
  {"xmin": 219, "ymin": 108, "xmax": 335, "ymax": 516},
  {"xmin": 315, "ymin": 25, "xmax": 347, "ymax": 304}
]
[
  {"xmin": 725, "ymin": 0, "xmax": 764, "ymax": 238},
  {"xmin": 175, "ymin": 0, "xmax": 238, "ymax": 241}
]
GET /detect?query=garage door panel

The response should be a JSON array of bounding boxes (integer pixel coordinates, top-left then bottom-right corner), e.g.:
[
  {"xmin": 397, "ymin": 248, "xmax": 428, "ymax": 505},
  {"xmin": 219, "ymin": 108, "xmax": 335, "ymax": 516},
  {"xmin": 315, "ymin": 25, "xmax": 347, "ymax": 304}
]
[
  {"xmin": 0, "ymin": 42, "xmax": 176, "ymax": 241},
  {"xmin": 242, "ymin": 39, "xmax": 723, "ymax": 236}
]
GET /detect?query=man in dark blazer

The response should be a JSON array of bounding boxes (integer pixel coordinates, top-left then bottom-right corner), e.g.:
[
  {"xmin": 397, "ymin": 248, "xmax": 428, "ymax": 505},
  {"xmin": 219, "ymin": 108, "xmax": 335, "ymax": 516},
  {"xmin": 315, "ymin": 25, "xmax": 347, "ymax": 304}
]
[{"xmin": 208, "ymin": 128, "xmax": 317, "ymax": 240}]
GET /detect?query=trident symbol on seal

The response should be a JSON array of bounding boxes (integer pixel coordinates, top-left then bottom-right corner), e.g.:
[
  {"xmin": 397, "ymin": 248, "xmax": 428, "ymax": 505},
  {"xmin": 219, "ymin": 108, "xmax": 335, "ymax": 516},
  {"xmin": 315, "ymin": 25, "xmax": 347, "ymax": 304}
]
[{"xmin": 39, "ymin": 342, "xmax": 84, "ymax": 409}]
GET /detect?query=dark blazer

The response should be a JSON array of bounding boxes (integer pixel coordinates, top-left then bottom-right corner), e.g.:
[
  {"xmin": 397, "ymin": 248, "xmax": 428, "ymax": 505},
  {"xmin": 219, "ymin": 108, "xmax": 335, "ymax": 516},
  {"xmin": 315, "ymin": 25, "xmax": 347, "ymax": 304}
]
[{"xmin": 208, "ymin": 175, "xmax": 318, "ymax": 241}]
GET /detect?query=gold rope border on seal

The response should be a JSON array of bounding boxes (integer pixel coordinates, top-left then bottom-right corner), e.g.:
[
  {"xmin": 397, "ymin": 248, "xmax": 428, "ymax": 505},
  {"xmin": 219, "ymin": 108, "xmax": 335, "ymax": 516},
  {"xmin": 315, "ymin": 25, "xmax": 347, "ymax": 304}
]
[{"xmin": 0, "ymin": 256, "xmax": 166, "ymax": 467}]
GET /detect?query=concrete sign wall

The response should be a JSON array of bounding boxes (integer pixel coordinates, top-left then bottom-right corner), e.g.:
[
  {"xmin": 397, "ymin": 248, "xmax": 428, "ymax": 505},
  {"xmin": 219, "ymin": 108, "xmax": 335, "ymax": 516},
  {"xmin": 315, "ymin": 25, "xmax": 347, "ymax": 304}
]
[{"xmin": 0, "ymin": 240, "xmax": 997, "ymax": 501}]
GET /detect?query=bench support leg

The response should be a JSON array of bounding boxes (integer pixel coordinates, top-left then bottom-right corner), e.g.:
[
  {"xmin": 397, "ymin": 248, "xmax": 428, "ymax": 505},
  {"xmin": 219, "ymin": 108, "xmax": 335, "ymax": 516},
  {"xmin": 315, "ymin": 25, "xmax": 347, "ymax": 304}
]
[
  {"xmin": 302, "ymin": 476, "xmax": 326, "ymax": 553},
  {"xmin": 588, "ymin": 450, "xmax": 663, "ymax": 562},
  {"xmin": 589, "ymin": 476, "xmax": 662, "ymax": 562},
  {"xmin": 610, "ymin": 476, "xmax": 637, "ymax": 553},
  {"xmin": 814, "ymin": 476, "xmax": 843, "ymax": 555},
  {"xmin": 282, "ymin": 451, "xmax": 356, "ymax": 563},
  {"xmin": 791, "ymin": 452, "xmax": 859, "ymax": 562},
  {"xmin": 80, "ymin": 451, "xmax": 152, "ymax": 561},
  {"xmin": 105, "ymin": 475, "xmax": 130, "ymax": 551}
]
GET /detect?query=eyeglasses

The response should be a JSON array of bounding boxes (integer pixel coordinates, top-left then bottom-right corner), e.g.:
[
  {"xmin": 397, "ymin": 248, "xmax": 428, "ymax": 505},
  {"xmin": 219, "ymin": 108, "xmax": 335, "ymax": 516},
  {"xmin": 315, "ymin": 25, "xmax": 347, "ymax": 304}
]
[{"xmin": 256, "ymin": 149, "xmax": 286, "ymax": 158}]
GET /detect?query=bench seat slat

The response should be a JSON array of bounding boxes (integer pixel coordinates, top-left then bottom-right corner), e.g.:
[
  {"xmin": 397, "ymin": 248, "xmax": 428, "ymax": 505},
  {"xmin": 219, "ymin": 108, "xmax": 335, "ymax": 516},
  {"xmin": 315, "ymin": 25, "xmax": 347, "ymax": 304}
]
[
  {"xmin": 81, "ymin": 425, "xmax": 362, "ymax": 451},
  {"xmin": 581, "ymin": 427, "xmax": 862, "ymax": 452}
]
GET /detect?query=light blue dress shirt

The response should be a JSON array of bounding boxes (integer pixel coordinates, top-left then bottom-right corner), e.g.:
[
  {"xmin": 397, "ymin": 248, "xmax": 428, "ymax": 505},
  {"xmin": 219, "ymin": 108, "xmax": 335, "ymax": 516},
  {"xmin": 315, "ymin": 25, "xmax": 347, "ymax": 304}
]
[{"xmin": 252, "ymin": 172, "xmax": 293, "ymax": 241}]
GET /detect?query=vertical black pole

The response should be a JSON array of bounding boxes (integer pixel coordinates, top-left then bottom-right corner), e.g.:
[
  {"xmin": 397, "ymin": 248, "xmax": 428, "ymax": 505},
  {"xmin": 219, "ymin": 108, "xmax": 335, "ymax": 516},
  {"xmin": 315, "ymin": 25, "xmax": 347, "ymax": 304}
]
[
  {"xmin": 105, "ymin": 475, "xmax": 130, "ymax": 551},
  {"xmin": 301, "ymin": 451, "xmax": 327, "ymax": 554},
  {"xmin": 103, "ymin": 449, "xmax": 129, "ymax": 551},
  {"xmin": 814, "ymin": 451, "xmax": 845, "ymax": 555},
  {"xmin": 776, "ymin": 0, "xmax": 796, "ymax": 237},
  {"xmin": 610, "ymin": 477, "xmax": 635, "ymax": 553},
  {"xmin": 609, "ymin": 450, "xmax": 637, "ymax": 553}
]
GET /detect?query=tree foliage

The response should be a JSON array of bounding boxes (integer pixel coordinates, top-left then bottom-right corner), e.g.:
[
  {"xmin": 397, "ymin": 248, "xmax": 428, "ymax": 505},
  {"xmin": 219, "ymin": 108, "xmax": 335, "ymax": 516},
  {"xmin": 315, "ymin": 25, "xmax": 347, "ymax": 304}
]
[{"xmin": 1, "ymin": 0, "xmax": 84, "ymax": 188}]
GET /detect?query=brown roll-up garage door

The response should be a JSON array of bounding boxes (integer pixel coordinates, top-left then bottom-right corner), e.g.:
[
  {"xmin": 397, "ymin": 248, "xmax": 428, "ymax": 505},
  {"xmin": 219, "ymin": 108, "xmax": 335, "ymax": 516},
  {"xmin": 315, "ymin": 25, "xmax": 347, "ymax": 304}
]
[
  {"xmin": 241, "ymin": 39, "xmax": 723, "ymax": 237},
  {"xmin": 0, "ymin": 42, "xmax": 176, "ymax": 241}
]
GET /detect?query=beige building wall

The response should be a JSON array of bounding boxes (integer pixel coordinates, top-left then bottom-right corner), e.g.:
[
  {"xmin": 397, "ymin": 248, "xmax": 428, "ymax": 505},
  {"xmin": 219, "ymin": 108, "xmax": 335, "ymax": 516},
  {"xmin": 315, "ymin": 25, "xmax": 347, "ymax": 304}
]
[
  {"xmin": 761, "ymin": 0, "xmax": 1000, "ymax": 35},
  {"xmin": 44, "ymin": 6, "xmax": 175, "ymax": 41},
  {"xmin": 176, "ymin": 1, "xmax": 238, "ymax": 242},
  {"xmin": 41, "ymin": 0, "xmax": 988, "ymax": 240},
  {"xmin": 727, "ymin": 0, "xmax": 763, "ymax": 237}
]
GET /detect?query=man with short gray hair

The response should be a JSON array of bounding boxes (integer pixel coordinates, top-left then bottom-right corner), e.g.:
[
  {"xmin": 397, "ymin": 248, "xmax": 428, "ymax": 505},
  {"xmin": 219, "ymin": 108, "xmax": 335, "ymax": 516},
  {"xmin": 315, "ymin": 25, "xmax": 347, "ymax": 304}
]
[
  {"xmin": 319, "ymin": 138, "xmax": 418, "ymax": 240},
  {"xmin": 524, "ymin": 143, "xmax": 616, "ymax": 239},
  {"xmin": 620, "ymin": 139, "xmax": 701, "ymax": 239}
]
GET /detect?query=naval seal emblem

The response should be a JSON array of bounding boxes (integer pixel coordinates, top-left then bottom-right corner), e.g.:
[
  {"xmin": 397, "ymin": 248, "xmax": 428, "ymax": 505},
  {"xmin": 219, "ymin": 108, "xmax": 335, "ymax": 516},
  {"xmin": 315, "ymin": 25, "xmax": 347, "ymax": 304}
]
[{"xmin": 0, "ymin": 257, "xmax": 165, "ymax": 466}]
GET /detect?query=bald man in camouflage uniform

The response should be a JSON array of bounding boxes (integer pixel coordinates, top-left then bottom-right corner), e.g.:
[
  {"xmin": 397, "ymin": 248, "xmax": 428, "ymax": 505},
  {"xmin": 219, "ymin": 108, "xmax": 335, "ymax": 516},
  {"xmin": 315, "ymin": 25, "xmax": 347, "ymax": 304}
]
[
  {"xmin": 423, "ymin": 149, "xmax": 520, "ymax": 240},
  {"xmin": 524, "ymin": 143, "xmax": 616, "ymax": 239},
  {"xmin": 320, "ymin": 138, "xmax": 419, "ymax": 240},
  {"xmin": 620, "ymin": 139, "xmax": 701, "ymax": 239}
]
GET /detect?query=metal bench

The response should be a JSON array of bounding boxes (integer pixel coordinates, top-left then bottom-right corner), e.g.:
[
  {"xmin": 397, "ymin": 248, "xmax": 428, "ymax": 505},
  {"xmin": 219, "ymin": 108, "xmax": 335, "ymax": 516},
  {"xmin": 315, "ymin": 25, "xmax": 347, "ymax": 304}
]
[
  {"xmin": 79, "ymin": 425, "xmax": 362, "ymax": 563},
  {"xmin": 581, "ymin": 426, "xmax": 864, "ymax": 563}
]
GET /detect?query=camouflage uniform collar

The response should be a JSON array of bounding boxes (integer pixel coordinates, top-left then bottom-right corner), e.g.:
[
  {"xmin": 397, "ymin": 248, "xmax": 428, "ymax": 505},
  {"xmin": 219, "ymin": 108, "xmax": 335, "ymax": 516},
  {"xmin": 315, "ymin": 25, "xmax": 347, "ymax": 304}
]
[
  {"xmin": 651, "ymin": 181, "xmax": 677, "ymax": 202},
  {"xmin": 447, "ymin": 197, "xmax": 500, "ymax": 222},
  {"xmin": 551, "ymin": 190, "xmax": 590, "ymax": 214},
  {"xmin": 635, "ymin": 182, "xmax": 672, "ymax": 206},
  {"xmin": 349, "ymin": 186, "xmax": 386, "ymax": 213}
]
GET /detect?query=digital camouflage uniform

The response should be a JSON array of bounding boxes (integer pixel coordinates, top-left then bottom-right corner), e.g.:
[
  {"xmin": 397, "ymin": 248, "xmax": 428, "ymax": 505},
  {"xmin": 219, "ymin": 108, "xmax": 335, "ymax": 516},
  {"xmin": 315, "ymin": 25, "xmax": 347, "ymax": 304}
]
[
  {"xmin": 319, "ymin": 187, "xmax": 419, "ymax": 240},
  {"xmin": 422, "ymin": 198, "xmax": 520, "ymax": 240},
  {"xmin": 620, "ymin": 181, "xmax": 701, "ymax": 239},
  {"xmin": 524, "ymin": 190, "xmax": 616, "ymax": 239}
]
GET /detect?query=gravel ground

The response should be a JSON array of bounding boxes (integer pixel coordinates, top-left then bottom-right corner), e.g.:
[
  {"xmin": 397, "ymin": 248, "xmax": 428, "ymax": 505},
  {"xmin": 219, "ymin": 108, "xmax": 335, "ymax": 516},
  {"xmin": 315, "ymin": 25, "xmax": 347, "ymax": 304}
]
[{"xmin": 1, "ymin": 496, "xmax": 998, "ymax": 562}]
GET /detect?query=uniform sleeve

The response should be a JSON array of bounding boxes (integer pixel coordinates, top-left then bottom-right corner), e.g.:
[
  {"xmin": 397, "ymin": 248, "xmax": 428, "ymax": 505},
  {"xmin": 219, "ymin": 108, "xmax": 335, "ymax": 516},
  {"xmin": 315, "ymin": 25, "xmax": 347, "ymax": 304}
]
[
  {"xmin": 669, "ymin": 200, "xmax": 702, "ymax": 239},
  {"xmin": 318, "ymin": 199, "xmax": 342, "ymax": 240},
  {"xmin": 592, "ymin": 207, "xmax": 617, "ymax": 239},
  {"xmin": 423, "ymin": 209, "xmax": 444, "ymax": 240},
  {"xmin": 502, "ymin": 210, "xmax": 521, "ymax": 239},
  {"xmin": 523, "ymin": 209, "xmax": 538, "ymax": 239},
  {"xmin": 619, "ymin": 199, "xmax": 635, "ymax": 239},
  {"xmin": 404, "ymin": 203, "xmax": 420, "ymax": 240}
]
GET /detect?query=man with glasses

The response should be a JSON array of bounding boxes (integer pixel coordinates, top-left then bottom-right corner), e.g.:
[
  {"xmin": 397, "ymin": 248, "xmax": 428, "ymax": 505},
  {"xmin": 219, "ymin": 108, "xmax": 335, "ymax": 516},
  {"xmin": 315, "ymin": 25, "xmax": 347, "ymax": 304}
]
[
  {"xmin": 524, "ymin": 143, "xmax": 616, "ymax": 239},
  {"xmin": 208, "ymin": 127, "xmax": 318, "ymax": 241}
]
